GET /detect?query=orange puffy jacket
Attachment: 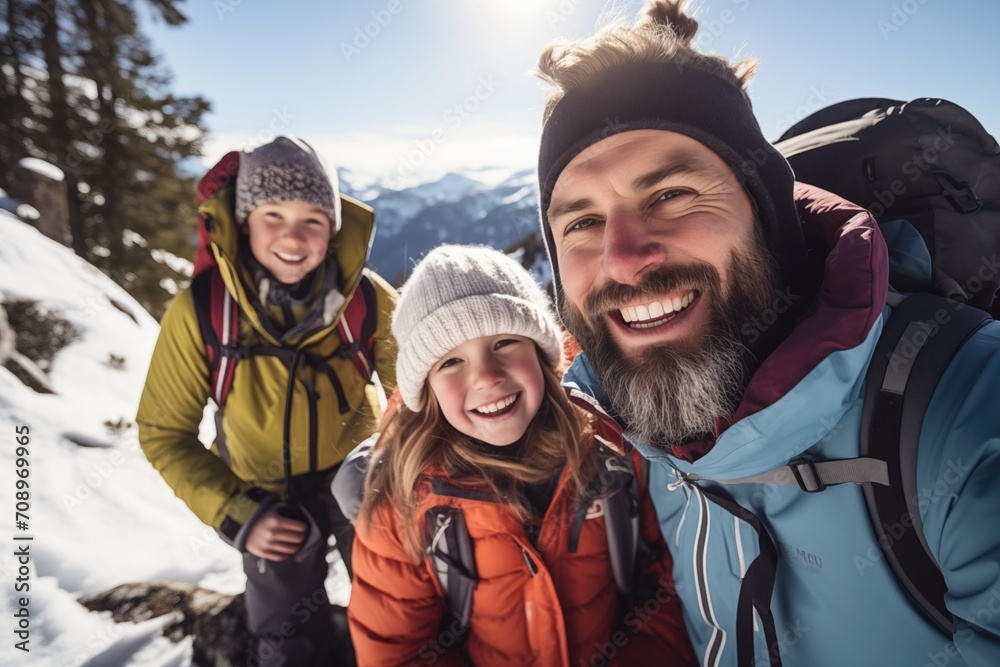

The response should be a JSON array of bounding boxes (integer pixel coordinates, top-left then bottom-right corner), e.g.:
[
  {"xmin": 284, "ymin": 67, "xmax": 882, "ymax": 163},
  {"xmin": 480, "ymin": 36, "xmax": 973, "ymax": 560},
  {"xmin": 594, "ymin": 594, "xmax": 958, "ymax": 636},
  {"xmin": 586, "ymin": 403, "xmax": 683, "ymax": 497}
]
[{"xmin": 348, "ymin": 445, "xmax": 696, "ymax": 667}]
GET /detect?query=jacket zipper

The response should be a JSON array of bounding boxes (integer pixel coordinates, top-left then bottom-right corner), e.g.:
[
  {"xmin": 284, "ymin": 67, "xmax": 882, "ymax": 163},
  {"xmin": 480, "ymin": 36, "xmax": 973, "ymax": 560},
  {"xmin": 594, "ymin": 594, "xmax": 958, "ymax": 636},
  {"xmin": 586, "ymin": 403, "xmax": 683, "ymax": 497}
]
[
  {"xmin": 521, "ymin": 547, "xmax": 538, "ymax": 576},
  {"xmin": 517, "ymin": 537, "xmax": 569, "ymax": 665}
]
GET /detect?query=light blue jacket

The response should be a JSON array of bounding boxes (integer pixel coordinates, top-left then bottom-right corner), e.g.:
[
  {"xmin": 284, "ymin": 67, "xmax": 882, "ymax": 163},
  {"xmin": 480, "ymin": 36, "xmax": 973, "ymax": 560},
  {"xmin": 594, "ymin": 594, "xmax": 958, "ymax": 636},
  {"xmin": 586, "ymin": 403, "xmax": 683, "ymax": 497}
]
[{"xmin": 563, "ymin": 192, "xmax": 1000, "ymax": 667}]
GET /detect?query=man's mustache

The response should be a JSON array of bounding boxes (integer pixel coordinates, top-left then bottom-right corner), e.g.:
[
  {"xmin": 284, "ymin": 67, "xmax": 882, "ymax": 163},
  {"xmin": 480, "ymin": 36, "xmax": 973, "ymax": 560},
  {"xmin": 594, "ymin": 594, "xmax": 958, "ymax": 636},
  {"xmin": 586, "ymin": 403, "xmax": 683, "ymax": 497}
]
[{"xmin": 579, "ymin": 263, "xmax": 722, "ymax": 318}]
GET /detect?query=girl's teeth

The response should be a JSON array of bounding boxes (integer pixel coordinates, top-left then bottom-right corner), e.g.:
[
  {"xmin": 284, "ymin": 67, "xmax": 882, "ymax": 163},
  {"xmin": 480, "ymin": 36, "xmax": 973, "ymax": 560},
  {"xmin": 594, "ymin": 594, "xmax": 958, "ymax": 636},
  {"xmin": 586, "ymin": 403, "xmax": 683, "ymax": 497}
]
[{"xmin": 475, "ymin": 394, "xmax": 516, "ymax": 414}]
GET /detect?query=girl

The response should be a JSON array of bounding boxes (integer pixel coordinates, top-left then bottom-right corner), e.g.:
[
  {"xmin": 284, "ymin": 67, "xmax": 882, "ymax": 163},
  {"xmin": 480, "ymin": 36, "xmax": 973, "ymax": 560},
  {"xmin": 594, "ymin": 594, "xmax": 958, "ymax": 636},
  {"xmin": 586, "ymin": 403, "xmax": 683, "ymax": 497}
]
[{"xmin": 347, "ymin": 245, "xmax": 694, "ymax": 667}]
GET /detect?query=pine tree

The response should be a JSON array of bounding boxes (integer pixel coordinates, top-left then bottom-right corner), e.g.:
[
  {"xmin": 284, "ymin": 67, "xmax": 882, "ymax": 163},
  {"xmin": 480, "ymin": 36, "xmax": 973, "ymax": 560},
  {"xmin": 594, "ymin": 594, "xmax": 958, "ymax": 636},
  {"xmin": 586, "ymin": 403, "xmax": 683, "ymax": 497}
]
[
  {"xmin": 0, "ymin": 1, "xmax": 34, "ymax": 182},
  {"xmin": 73, "ymin": 0, "xmax": 209, "ymax": 316},
  {"xmin": 0, "ymin": 0, "xmax": 209, "ymax": 318}
]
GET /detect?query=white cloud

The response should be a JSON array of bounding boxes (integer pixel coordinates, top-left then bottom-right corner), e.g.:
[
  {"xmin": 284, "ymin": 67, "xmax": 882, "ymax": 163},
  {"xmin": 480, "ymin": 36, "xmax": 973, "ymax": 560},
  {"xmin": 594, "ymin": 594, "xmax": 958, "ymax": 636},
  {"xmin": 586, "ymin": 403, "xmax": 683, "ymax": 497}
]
[{"xmin": 200, "ymin": 120, "xmax": 539, "ymax": 188}]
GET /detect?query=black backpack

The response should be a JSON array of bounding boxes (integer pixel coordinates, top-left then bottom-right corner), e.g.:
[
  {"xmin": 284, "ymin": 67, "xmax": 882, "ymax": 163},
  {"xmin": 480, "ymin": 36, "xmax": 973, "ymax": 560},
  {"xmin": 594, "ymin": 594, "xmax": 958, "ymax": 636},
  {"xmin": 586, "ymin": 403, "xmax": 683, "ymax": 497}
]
[
  {"xmin": 770, "ymin": 99, "xmax": 998, "ymax": 634},
  {"xmin": 775, "ymin": 97, "xmax": 1000, "ymax": 317}
]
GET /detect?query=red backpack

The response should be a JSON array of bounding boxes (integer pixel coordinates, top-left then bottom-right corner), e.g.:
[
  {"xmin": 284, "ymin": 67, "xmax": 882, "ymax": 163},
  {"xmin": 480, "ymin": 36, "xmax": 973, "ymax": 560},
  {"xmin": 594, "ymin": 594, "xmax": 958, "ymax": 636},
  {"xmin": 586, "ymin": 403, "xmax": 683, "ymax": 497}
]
[{"xmin": 190, "ymin": 151, "xmax": 378, "ymax": 409}]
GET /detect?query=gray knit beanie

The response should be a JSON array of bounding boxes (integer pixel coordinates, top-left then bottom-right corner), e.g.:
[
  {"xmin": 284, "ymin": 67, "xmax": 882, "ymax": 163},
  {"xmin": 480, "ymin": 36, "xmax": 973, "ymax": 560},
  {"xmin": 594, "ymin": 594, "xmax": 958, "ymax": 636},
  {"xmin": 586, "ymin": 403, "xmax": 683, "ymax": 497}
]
[
  {"xmin": 393, "ymin": 245, "xmax": 563, "ymax": 411},
  {"xmin": 235, "ymin": 136, "xmax": 341, "ymax": 234}
]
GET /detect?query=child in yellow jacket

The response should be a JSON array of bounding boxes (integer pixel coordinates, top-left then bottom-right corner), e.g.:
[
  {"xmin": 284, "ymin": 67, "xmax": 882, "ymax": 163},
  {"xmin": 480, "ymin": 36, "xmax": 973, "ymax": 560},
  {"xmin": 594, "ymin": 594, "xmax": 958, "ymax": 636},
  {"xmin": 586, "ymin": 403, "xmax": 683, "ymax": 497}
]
[{"xmin": 137, "ymin": 136, "xmax": 397, "ymax": 666}]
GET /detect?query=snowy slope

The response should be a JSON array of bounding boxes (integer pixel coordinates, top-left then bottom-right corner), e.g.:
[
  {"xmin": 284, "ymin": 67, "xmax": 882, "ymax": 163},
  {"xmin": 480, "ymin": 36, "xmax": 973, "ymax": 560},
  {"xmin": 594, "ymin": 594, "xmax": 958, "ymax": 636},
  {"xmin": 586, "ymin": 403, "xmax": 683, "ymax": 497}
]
[{"xmin": 0, "ymin": 213, "xmax": 349, "ymax": 667}]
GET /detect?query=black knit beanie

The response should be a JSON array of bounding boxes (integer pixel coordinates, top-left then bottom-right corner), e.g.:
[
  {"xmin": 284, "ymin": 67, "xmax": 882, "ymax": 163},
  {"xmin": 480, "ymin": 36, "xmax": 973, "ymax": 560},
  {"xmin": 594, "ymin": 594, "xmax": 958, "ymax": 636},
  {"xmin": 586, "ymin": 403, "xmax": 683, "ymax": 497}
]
[{"xmin": 537, "ymin": 61, "xmax": 807, "ymax": 307}]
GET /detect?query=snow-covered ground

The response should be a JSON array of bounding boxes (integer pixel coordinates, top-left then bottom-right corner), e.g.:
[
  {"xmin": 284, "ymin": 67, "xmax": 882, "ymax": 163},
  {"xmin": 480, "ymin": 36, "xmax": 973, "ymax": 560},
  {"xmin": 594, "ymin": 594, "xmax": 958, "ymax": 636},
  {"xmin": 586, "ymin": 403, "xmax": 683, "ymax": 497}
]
[{"xmin": 0, "ymin": 212, "xmax": 349, "ymax": 667}]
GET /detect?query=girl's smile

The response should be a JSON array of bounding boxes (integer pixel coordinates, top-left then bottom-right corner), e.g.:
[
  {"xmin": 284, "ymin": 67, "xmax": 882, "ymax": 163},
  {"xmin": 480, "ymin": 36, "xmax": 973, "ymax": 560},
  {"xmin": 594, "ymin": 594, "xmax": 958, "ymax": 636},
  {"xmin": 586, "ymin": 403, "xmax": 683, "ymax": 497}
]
[{"xmin": 427, "ymin": 335, "xmax": 544, "ymax": 446}]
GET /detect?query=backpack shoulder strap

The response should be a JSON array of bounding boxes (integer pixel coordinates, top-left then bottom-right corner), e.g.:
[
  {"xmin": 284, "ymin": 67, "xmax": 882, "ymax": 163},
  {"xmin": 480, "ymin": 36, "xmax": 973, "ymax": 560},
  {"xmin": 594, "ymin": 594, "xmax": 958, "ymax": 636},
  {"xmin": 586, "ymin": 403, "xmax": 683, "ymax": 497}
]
[
  {"xmin": 191, "ymin": 268, "xmax": 243, "ymax": 408},
  {"xmin": 336, "ymin": 272, "xmax": 379, "ymax": 382},
  {"xmin": 858, "ymin": 292, "xmax": 989, "ymax": 636},
  {"xmin": 594, "ymin": 445, "xmax": 642, "ymax": 602},
  {"xmin": 425, "ymin": 505, "xmax": 478, "ymax": 636}
]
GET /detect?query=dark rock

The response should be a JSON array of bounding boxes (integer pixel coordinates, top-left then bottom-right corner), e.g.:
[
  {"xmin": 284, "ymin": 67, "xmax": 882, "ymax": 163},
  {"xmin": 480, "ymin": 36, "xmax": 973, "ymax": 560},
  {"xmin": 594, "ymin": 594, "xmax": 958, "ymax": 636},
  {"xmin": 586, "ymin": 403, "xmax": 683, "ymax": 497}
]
[
  {"xmin": 79, "ymin": 581, "xmax": 356, "ymax": 667},
  {"xmin": 0, "ymin": 302, "xmax": 14, "ymax": 364},
  {"xmin": 3, "ymin": 350, "xmax": 55, "ymax": 394},
  {"xmin": 109, "ymin": 297, "xmax": 139, "ymax": 324},
  {"xmin": 0, "ymin": 303, "xmax": 54, "ymax": 393},
  {"xmin": 63, "ymin": 432, "xmax": 113, "ymax": 448}
]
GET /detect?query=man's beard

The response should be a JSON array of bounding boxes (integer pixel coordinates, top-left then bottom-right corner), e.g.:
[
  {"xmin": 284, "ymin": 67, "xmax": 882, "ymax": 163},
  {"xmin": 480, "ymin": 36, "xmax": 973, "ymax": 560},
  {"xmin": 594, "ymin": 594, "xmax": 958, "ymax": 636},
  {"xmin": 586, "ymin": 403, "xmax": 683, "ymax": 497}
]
[{"xmin": 562, "ymin": 241, "xmax": 780, "ymax": 450}]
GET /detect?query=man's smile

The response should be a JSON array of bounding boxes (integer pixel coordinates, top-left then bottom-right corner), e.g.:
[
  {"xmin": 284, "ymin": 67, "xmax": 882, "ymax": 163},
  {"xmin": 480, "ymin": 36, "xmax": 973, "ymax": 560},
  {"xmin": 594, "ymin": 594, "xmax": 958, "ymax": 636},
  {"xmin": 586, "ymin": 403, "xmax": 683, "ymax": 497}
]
[{"xmin": 617, "ymin": 289, "xmax": 697, "ymax": 329}]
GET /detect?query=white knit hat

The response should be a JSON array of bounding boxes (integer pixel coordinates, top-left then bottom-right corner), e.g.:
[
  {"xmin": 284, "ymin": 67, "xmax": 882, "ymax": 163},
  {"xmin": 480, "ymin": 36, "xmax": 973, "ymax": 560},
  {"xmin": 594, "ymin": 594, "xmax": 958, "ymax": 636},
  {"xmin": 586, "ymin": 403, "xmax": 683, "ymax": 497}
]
[{"xmin": 393, "ymin": 245, "xmax": 563, "ymax": 411}]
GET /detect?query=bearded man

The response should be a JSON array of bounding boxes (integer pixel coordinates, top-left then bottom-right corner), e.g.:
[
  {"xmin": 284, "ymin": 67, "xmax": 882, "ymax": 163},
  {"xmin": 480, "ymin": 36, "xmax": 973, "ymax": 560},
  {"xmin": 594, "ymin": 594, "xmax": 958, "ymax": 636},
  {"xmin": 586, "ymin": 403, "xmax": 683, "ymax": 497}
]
[{"xmin": 534, "ymin": 2, "xmax": 1000, "ymax": 666}]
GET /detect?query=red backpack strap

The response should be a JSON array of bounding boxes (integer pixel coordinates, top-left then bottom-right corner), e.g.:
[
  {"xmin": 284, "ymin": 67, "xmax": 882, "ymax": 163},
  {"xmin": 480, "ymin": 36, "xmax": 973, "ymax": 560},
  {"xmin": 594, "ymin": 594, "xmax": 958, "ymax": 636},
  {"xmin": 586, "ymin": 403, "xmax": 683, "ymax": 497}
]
[
  {"xmin": 336, "ymin": 272, "xmax": 379, "ymax": 382},
  {"xmin": 191, "ymin": 268, "xmax": 243, "ymax": 407},
  {"xmin": 193, "ymin": 151, "xmax": 241, "ymax": 278}
]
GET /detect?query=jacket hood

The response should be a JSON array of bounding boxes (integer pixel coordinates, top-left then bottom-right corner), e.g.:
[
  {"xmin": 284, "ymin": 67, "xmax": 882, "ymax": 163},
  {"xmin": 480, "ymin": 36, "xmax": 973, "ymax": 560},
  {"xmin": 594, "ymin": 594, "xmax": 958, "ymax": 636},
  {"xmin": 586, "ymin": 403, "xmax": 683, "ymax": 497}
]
[
  {"xmin": 196, "ymin": 151, "xmax": 376, "ymax": 346},
  {"xmin": 731, "ymin": 182, "xmax": 889, "ymax": 422},
  {"xmin": 565, "ymin": 183, "xmax": 891, "ymax": 477}
]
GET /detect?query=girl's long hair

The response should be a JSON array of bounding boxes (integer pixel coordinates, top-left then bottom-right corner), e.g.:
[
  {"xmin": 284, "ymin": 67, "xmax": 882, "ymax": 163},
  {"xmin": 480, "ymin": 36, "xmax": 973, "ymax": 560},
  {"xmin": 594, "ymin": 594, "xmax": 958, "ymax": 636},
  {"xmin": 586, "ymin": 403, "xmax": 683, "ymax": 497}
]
[{"xmin": 358, "ymin": 346, "xmax": 596, "ymax": 562}]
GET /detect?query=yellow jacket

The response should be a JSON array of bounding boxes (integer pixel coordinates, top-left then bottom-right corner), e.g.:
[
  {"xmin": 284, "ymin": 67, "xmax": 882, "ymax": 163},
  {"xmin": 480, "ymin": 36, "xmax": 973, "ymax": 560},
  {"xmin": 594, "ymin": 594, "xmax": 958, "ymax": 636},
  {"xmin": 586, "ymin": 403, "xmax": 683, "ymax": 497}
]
[{"xmin": 136, "ymin": 178, "xmax": 397, "ymax": 547}]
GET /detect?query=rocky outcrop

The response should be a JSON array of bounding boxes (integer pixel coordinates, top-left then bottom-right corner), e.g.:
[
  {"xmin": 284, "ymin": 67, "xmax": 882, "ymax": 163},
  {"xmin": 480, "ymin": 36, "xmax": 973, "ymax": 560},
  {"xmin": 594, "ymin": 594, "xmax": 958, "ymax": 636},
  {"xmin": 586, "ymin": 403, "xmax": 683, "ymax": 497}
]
[
  {"xmin": 0, "ymin": 302, "xmax": 55, "ymax": 394},
  {"xmin": 79, "ymin": 581, "xmax": 356, "ymax": 667}
]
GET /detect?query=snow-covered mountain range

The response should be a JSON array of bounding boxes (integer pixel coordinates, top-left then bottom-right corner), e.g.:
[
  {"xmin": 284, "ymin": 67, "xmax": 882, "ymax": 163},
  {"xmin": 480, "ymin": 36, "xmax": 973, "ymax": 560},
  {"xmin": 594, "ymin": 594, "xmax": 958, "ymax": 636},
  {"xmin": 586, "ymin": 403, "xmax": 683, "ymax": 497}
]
[{"xmin": 338, "ymin": 167, "xmax": 552, "ymax": 285}]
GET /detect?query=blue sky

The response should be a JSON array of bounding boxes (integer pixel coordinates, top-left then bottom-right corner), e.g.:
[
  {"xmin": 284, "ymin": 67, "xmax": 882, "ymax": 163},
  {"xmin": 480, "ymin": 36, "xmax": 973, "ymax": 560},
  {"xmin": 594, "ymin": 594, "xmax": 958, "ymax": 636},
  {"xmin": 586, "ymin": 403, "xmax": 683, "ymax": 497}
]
[{"xmin": 140, "ymin": 0, "xmax": 1000, "ymax": 185}]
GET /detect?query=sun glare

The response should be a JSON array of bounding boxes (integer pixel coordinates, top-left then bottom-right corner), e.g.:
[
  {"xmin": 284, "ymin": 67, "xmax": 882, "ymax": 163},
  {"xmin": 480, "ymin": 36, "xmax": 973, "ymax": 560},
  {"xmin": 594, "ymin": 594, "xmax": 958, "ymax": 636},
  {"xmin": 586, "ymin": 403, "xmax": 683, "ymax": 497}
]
[{"xmin": 460, "ymin": 0, "xmax": 557, "ymax": 30}]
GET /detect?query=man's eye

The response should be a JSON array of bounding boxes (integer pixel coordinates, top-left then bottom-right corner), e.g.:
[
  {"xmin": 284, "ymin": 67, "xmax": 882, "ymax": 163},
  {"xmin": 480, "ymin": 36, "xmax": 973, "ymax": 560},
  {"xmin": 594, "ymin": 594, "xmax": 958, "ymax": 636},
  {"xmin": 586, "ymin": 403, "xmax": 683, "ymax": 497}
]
[
  {"xmin": 565, "ymin": 217, "xmax": 601, "ymax": 235},
  {"xmin": 656, "ymin": 189, "xmax": 691, "ymax": 202}
]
